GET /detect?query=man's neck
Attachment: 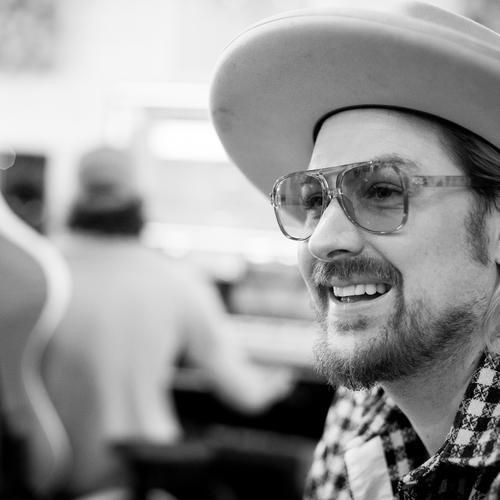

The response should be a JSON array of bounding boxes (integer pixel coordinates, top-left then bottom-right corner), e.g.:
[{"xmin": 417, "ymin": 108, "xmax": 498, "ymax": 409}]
[{"xmin": 381, "ymin": 348, "xmax": 484, "ymax": 456}]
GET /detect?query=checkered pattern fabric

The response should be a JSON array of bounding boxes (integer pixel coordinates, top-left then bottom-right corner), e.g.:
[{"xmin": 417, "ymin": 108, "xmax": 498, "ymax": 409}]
[{"xmin": 304, "ymin": 351, "xmax": 500, "ymax": 499}]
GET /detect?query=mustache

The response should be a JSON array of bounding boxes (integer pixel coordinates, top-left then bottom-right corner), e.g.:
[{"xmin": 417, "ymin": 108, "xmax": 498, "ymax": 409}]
[{"xmin": 311, "ymin": 256, "xmax": 402, "ymax": 286}]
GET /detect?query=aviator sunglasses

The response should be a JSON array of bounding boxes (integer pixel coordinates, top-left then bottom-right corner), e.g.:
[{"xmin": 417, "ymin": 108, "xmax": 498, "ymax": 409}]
[{"xmin": 269, "ymin": 159, "xmax": 471, "ymax": 241}]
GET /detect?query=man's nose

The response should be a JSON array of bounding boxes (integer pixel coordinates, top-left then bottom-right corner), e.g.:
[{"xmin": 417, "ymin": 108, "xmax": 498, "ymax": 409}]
[{"xmin": 307, "ymin": 196, "xmax": 365, "ymax": 261}]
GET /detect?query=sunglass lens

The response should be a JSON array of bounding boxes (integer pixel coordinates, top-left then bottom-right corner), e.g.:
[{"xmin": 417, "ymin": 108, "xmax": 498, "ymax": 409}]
[
  {"xmin": 274, "ymin": 173, "xmax": 324, "ymax": 239},
  {"xmin": 341, "ymin": 163, "xmax": 406, "ymax": 232}
]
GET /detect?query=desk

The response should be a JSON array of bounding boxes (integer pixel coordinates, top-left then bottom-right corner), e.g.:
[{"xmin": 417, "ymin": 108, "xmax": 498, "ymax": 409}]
[
  {"xmin": 117, "ymin": 427, "xmax": 318, "ymax": 500},
  {"xmin": 119, "ymin": 315, "xmax": 332, "ymax": 500},
  {"xmin": 173, "ymin": 314, "xmax": 331, "ymax": 441}
]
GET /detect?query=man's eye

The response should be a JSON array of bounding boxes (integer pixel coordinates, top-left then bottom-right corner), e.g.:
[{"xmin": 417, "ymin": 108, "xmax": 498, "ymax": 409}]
[
  {"xmin": 364, "ymin": 183, "xmax": 403, "ymax": 201},
  {"xmin": 302, "ymin": 192, "xmax": 323, "ymax": 211}
]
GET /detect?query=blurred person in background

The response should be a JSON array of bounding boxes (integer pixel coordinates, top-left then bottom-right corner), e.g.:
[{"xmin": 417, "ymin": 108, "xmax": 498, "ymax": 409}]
[
  {"xmin": 210, "ymin": 1, "xmax": 500, "ymax": 499},
  {"xmin": 43, "ymin": 146, "xmax": 293, "ymax": 500}
]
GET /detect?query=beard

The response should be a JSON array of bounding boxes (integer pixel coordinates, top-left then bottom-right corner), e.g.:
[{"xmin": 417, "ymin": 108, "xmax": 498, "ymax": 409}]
[{"xmin": 311, "ymin": 257, "xmax": 488, "ymax": 391}]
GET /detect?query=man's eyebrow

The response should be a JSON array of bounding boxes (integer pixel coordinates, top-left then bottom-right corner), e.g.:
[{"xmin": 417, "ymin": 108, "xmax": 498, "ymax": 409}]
[{"xmin": 371, "ymin": 154, "xmax": 421, "ymax": 173}]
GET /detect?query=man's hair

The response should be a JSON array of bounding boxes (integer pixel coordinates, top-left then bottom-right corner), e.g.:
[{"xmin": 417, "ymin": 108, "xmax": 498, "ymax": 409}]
[
  {"xmin": 438, "ymin": 122, "xmax": 500, "ymax": 212},
  {"xmin": 67, "ymin": 198, "xmax": 144, "ymax": 236}
]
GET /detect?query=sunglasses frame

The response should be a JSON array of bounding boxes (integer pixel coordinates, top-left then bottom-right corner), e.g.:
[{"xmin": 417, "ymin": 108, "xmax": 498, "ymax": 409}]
[{"xmin": 269, "ymin": 160, "xmax": 471, "ymax": 241}]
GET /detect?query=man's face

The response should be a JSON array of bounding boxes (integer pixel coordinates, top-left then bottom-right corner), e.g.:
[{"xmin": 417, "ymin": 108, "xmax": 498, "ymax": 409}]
[{"xmin": 297, "ymin": 108, "xmax": 500, "ymax": 389}]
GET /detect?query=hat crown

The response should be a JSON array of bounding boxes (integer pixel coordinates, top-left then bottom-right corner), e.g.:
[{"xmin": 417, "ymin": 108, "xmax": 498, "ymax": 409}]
[{"xmin": 233, "ymin": 1, "xmax": 500, "ymax": 56}]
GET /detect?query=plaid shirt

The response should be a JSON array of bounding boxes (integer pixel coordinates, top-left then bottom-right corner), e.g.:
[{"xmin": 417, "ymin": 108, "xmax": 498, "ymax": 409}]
[{"xmin": 304, "ymin": 351, "xmax": 500, "ymax": 499}]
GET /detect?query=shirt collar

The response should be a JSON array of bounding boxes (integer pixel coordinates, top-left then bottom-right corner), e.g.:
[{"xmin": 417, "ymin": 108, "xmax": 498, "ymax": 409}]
[
  {"xmin": 349, "ymin": 351, "xmax": 500, "ymax": 472},
  {"xmin": 440, "ymin": 350, "xmax": 500, "ymax": 468},
  {"xmin": 345, "ymin": 386, "xmax": 406, "ymax": 451}
]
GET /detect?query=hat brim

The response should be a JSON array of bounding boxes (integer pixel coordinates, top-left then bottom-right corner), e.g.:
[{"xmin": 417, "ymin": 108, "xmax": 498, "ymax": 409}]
[{"xmin": 210, "ymin": 4, "xmax": 500, "ymax": 196}]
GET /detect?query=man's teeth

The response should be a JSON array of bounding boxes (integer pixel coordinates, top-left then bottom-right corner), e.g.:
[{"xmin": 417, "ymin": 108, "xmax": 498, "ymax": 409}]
[{"xmin": 333, "ymin": 283, "xmax": 388, "ymax": 298}]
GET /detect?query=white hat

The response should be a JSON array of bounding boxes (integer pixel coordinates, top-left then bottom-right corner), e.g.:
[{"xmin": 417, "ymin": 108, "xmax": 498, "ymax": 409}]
[{"xmin": 210, "ymin": 1, "xmax": 500, "ymax": 196}]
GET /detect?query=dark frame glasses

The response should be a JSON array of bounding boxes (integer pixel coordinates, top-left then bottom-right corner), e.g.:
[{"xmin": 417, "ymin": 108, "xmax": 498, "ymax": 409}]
[{"xmin": 269, "ymin": 160, "xmax": 471, "ymax": 241}]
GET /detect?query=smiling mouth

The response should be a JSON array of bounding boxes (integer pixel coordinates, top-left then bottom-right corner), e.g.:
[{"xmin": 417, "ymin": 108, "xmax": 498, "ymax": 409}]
[{"xmin": 330, "ymin": 283, "xmax": 392, "ymax": 303}]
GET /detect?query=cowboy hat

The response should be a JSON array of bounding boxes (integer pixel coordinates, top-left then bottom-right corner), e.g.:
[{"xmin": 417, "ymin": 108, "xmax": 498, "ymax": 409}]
[{"xmin": 210, "ymin": 0, "xmax": 500, "ymax": 196}]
